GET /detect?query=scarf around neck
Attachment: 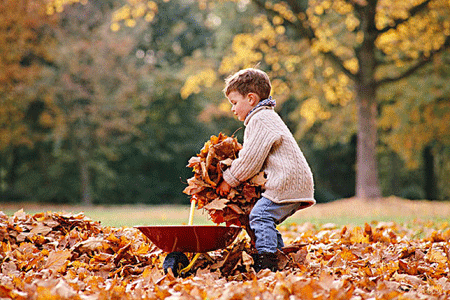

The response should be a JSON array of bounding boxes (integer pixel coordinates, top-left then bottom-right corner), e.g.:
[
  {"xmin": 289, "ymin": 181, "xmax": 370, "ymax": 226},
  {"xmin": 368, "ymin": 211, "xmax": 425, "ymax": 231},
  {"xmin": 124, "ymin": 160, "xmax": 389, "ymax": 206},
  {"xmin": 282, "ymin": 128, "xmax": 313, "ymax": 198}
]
[{"xmin": 245, "ymin": 96, "xmax": 276, "ymax": 121}]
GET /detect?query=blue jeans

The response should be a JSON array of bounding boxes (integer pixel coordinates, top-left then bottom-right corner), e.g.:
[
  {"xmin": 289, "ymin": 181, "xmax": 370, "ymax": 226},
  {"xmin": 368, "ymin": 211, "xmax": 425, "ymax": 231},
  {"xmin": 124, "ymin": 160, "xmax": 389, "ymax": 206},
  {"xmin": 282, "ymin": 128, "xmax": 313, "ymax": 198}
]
[{"xmin": 249, "ymin": 197, "xmax": 304, "ymax": 253}]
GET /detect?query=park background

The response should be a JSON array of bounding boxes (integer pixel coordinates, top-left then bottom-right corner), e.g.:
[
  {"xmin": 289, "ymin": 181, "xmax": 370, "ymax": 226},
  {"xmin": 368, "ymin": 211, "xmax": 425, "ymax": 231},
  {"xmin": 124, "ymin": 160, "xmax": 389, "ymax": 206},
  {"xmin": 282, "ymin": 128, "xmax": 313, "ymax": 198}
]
[{"xmin": 1, "ymin": 0, "xmax": 450, "ymax": 210}]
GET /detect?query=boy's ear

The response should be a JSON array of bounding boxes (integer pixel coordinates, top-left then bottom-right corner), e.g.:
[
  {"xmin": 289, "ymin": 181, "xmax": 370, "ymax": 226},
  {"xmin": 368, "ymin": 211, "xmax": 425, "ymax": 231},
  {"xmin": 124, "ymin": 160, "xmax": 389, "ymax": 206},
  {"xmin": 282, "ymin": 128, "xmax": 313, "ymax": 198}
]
[{"xmin": 247, "ymin": 93, "xmax": 260, "ymax": 106}]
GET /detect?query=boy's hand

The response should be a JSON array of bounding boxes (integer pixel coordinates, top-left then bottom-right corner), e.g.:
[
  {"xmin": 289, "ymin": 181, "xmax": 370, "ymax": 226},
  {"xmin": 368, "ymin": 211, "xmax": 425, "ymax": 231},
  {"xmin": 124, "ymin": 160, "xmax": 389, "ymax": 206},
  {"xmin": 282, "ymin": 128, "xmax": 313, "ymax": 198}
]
[{"xmin": 217, "ymin": 180, "xmax": 231, "ymax": 197}]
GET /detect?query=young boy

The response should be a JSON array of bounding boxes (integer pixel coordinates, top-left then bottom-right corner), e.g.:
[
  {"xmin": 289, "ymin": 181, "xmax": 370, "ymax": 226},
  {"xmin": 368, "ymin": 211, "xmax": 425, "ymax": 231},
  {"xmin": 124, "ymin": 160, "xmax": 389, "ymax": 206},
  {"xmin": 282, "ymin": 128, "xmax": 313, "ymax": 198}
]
[{"xmin": 217, "ymin": 68, "xmax": 315, "ymax": 272}]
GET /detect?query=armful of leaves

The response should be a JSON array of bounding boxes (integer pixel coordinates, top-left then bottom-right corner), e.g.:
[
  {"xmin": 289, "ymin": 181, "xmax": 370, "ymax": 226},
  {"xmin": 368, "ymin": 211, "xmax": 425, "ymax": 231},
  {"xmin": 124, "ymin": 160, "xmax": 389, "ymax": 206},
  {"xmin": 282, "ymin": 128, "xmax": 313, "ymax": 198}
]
[{"xmin": 183, "ymin": 133, "xmax": 266, "ymax": 227}]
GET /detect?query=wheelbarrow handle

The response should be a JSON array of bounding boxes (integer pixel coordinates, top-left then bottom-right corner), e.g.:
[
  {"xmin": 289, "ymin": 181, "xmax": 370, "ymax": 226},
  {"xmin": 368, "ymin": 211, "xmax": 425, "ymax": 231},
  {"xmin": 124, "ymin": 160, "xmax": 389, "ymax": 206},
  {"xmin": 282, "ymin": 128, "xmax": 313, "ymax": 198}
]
[{"xmin": 188, "ymin": 199, "xmax": 196, "ymax": 225}]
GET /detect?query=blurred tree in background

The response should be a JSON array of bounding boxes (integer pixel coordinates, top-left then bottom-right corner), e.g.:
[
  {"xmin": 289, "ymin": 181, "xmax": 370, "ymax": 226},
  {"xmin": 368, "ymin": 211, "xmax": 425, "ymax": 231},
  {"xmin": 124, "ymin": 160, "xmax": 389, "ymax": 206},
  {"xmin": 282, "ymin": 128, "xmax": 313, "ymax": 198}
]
[
  {"xmin": 180, "ymin": 0, "xmax": 450, "ymax": 200},
  {"xmin": 1, "ymin": 0, "xmax": 449, "ymax": 204},
  {"xmin": 1, "ymin": 0, "xmax": 220, "ymax": 204},
  {"xmin": 0, "ymin": 0, "xmax": 58, "ymax": 201}
]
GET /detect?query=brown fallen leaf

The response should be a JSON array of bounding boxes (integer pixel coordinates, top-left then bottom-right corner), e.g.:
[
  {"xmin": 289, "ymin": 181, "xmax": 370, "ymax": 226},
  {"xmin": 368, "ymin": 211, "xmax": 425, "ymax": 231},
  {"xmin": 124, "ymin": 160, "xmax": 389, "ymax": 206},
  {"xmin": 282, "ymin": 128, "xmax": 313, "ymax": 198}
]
[
  {"xmin": 227, "ymin": 203, "xmax": 245, "ymax": 215},
  {"xmin": 114, "ymin": 242, "xmax": 132, "ymax": 264},
  {"xmin": 44, "ymin": 250, "xmax": 72, "ymax": 272},
  {"xmin": 249, "ymin": 171, "xmax": 266, "ymax": 186},
  {"xmin": 203, "ymin": 198, "xmax": 229, "ymax": 211},
  {"xmin": 73, "ymin": 237, "xmax": 105, "ymax": 252},
  {"xmin": 30, "ymin": 223, "xmax": 53, "ymax": 236}
]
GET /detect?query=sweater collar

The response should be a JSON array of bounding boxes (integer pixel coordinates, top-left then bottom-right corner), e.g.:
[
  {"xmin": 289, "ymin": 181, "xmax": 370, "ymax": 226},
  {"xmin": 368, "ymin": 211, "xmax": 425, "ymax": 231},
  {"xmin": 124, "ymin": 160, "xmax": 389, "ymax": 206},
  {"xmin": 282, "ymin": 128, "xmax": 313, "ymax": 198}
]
[
  {"xmin": 244, "ymin": 106, "xmax": 275, "ymax": 126},
  {"xmin": 244, "ymin": 96, "xmax": 276, "ymax": 125}
]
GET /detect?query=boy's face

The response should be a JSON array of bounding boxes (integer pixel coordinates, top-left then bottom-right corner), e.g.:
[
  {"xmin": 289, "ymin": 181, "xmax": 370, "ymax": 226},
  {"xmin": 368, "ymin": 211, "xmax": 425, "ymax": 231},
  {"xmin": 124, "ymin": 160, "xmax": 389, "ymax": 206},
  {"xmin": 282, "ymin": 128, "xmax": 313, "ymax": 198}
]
[{"xmin": 227, "ymin": 91, "xmax": 258, "ymax": 122}]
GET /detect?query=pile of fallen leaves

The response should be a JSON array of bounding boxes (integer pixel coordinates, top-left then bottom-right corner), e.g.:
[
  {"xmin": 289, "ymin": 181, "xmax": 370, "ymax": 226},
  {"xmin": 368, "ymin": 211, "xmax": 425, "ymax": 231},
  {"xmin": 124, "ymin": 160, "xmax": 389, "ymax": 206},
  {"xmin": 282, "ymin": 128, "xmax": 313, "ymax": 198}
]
[
  {"xmin": 0, "ymin": 210, "xmax": 163, "ymax": 299},
  {"xmin": 183, "ymin": 133, "xmax": 266, "ymax": 227},
  {"xmin": 1, "ymin": 208, "xmax": 449, "ymax": 299}
]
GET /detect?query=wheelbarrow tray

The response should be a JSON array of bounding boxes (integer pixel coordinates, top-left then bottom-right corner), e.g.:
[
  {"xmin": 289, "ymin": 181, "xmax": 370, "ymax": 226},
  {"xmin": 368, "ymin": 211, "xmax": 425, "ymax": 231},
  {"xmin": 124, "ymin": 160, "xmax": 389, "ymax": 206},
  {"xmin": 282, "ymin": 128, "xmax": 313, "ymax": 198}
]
[{"xmin": 135, "ymin": 225, "xmax": 242, "ymax": 253}]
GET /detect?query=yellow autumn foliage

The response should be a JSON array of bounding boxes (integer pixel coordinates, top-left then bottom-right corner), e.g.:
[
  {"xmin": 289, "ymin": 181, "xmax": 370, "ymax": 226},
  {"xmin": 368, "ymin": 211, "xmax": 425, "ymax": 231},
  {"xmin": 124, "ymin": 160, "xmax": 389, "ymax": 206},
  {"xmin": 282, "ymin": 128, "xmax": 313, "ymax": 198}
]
[
  {"xmin": 300, "ymin": 97, "xmax": 331, "ymax": 130},
  {"xmin": 109, "ymin": 0, "xmax": 158, "ymax": 31},
  {"xmin": 48, "ymin": 0, "xmax": 450, "ymax": 197},
  {"xmin": 180, "ymin": 69, "xmax": 217, "ymax": 99},
  {"xmin": 1, "ymin": 0, "xmax": 57, "ymax": 151}
]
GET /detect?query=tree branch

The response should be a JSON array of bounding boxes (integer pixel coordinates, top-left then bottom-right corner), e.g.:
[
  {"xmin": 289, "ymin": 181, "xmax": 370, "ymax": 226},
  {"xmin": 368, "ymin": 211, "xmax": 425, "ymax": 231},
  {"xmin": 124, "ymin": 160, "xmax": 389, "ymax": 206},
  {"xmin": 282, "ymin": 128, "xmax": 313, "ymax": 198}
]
[
  {"xmin": 376, "ymin": 58, "xmax": 430, "ymax": 87},
  {"xmin": 253, "ymin": 0, "xmax": 314, "ymax": 40},
  {"xmin": 252, "ymin": 0, "xmax": 357, "ymax": 81},
  {"xmin": 376, "ymin": 35, "xmax": 450, "ymax": 87},
  {"xmin": 343, "ymin": 0, "xmax": 368, "ymax": 10},
  {"xmin": 378, "ymin": 0, "xmax": 432, "ymax": 34},
  {"xmin": 284, "ymin": 0, "xmax": 307, "ymax": 15},
  {"xmin": 324, "ymin": 51, "xmax": 359, "ymax": 80}
]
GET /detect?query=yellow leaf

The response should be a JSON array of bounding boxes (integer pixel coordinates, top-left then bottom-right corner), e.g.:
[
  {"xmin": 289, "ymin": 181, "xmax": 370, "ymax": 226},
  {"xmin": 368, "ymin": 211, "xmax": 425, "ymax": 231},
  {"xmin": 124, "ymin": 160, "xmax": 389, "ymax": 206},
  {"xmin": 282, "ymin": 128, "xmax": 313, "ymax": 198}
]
[
  {"xmin": 427, "ymin": 248, "xmax": 448, "ymax": 265},
  {"xmin": 349, "ymin": 226, "xmax": 369, "ymax": 243}
]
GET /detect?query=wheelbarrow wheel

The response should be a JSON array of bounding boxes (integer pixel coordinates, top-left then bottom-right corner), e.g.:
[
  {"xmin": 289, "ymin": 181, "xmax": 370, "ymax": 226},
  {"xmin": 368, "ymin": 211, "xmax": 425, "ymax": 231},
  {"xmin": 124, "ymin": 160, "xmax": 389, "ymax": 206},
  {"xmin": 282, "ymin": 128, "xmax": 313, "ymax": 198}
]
[{"xmin": 163, "ymin": 252, "xmax": 189, "ymax": 276}]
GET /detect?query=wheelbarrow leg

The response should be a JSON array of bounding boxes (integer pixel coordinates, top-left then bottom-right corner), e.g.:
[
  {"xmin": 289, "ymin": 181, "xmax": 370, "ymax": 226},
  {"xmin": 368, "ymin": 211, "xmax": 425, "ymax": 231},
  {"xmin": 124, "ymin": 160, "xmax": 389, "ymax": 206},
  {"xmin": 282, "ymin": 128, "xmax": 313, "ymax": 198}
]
[
  {"xmin": 179, "ymin": 252, "xmax": 214, "ymax": 276},
  {"xmin": 164, "ymin": 252, "xmax": 215, "ymax": 277}
]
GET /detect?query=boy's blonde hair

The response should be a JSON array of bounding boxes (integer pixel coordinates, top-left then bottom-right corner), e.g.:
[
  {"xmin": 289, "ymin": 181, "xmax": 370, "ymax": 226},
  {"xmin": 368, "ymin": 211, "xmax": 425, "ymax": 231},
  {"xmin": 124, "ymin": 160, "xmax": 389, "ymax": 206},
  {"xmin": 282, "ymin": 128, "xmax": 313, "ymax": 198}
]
[{"xmin": 223, "ymin": 68, "xmax": 271, "ymax": 100}]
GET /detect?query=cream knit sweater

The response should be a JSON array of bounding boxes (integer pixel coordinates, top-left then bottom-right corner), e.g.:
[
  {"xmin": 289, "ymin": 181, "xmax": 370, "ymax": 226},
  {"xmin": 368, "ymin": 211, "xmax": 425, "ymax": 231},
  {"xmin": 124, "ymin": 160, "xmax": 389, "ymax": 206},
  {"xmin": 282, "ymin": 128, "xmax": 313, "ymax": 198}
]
[{"xmin": 223, "ymin": 106, "xmax": 315, "ymax": 205}]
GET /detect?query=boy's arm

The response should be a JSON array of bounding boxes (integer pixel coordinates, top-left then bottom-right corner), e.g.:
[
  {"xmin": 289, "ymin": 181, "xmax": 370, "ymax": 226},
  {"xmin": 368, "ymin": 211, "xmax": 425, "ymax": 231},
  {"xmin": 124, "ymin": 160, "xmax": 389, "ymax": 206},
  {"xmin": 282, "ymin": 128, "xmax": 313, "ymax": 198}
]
[{"xmin": 223, "ymin": 118, "xmax": 278, "ymax": 187}]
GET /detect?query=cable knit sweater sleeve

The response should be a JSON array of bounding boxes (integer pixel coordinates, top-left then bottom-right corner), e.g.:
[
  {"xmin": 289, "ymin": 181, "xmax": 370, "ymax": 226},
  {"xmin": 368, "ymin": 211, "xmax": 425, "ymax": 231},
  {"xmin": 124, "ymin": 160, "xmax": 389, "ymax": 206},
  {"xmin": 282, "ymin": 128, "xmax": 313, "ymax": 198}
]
[{"xmin": 222, "ymin": 113, "xmax": 279, "ymax": 187}]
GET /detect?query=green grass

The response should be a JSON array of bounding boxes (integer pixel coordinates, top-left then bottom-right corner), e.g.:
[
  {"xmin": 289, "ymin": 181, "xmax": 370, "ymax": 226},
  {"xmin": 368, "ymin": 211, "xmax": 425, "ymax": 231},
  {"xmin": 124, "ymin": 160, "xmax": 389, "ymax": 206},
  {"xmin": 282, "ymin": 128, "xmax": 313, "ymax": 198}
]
[
  {"xmin": 288, "ymin": 214, "xmax": 450, "ymax": 227},
  {"xmin": 2, "ymin": 205, "xmax": 210, "ymax": 227},
  {"xmin": 3, "ymin": 204, "xmax": 449, "ymax": 228}
]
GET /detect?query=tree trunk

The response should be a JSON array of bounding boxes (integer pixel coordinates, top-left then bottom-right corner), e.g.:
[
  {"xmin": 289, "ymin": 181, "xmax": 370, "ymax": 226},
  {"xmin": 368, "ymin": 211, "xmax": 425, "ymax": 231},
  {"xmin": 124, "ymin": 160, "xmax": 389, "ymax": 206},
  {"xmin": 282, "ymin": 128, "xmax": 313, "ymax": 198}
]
[
  {"xmin": 355, "ymin": 82, "xmax": 381, "ymax": 198},
  {"xmin": 6, "ymin": 147, "xmax": 19, "ymax": 190},
  {"xmin": 79, "ymin": 148, "xmax": 92, "ymax": 206},
  {"xmin": 77, "ymin": 106, "xmax": 93, "ymax": 206},
  {"xmin": 423, "ymin": 146, "xmax": 436, "ymax": 200},
  {"xmin": 355, "ymin": 1, "xmax": 382, "ymax": 199}
]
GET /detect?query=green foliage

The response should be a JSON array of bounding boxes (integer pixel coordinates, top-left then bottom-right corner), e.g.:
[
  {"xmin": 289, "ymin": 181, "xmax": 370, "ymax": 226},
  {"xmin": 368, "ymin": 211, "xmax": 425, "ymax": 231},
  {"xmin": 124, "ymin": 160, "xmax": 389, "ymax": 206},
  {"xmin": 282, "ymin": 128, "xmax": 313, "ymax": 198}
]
[
  {"xmin": 102, "ymin": 73, "xmax": 216, "ymax": 204},
  {"xmin": 1, "ymin": 0, "xmax": 220, "ymax": 204}
]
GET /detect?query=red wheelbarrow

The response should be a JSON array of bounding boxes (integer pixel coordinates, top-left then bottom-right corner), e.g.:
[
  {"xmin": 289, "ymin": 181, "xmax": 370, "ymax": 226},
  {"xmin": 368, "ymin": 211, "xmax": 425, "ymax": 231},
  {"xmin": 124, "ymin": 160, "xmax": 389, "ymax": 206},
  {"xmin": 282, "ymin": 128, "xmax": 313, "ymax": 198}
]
[
  {"xmin": 135, "ymin": 225, "xmax": 242, "ymax": 276},
  {"xmin": 135, "ymin": 201, "xmax": 242, "ymax": 276}
]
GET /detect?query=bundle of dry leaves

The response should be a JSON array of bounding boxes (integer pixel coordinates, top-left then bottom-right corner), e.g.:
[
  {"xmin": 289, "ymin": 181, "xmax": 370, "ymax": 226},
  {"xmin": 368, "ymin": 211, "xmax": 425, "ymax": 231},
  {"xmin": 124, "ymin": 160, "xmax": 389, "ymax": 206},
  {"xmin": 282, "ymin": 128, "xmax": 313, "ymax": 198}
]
[
  {"xmin": 183, "ymin": 133, "xmax": 266, "ymax": 227},
  {"xmin": 1, "ymin": 209, "xmax": 449, "ymax": 299}
]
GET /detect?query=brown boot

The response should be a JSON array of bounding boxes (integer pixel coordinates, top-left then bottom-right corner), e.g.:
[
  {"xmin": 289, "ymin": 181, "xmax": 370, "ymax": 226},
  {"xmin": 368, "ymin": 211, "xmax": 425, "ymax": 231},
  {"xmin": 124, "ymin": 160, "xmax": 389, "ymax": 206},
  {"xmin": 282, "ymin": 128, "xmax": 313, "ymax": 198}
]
[{"xmin": 252, "ymin": 252, "xmax": 278, "ymax": 272}]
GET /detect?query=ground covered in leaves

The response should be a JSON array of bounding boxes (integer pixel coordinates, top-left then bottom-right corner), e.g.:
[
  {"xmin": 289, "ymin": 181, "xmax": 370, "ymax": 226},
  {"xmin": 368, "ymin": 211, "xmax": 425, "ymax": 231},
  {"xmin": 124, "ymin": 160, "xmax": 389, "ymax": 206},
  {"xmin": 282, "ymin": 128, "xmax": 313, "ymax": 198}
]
[{"xmin": 1, "ymin": 208, "xmax": 449, "ymax": 299}]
